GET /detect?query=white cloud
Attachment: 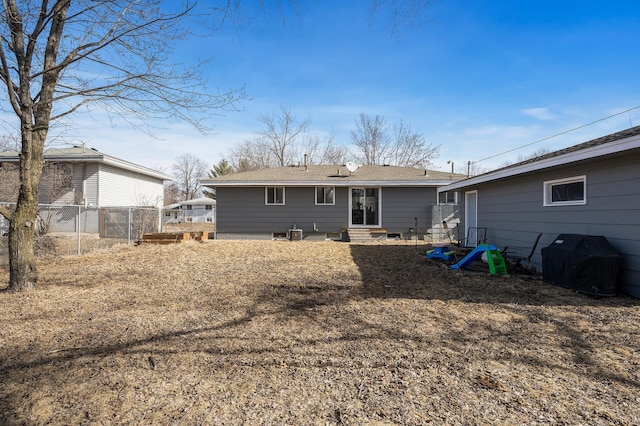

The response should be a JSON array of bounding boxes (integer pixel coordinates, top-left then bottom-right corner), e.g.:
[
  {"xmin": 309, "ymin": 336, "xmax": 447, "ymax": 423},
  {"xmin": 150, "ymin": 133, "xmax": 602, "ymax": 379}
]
[{"xmin": 521, "ymin": 107, "xmax": 556, "ymax": 121}]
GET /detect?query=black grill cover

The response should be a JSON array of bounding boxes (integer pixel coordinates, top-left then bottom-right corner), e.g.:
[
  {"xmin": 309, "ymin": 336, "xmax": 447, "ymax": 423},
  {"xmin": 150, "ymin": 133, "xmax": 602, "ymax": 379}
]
[{"xmin": 541, "ymin": 234, "xmax": 622, "ymax": 296}]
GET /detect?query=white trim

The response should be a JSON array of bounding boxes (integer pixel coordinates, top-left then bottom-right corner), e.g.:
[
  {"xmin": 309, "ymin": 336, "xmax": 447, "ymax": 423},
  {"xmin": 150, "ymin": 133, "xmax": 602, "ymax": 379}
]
[
  {"xmin": 543, "ymin": 175, "xmax": 587, "ymax": 206},
  {"xmin": 265, "ymin": 186, "xmax": 285, "ymax": 205},
  {"xmin": 464, "ymin": 191, "xmax": 478, "ymax": 247},
  {"xmin": 202, "ymin": 179, "xmax": 454, "ymax": 188},
  {"xmin": 438, "ymin": 190, "xmax": 458, "ymax": 205},
  {"xmin": 315, "ymin": 186, "xmax": 336, "ymax": 205},
  {"xmin": 439, "ymin": 132, "xmax": 640, "ymax": 192},
  {"xmin": 348, "ymin": 187, "xmax": 382, "ymax": 228}
]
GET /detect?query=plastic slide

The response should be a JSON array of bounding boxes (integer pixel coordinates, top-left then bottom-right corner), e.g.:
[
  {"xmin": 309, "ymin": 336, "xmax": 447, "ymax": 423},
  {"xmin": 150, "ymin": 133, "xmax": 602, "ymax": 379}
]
[{"xmin": 450, "ymin": 244, "xmax": 495, "ymax": 269}]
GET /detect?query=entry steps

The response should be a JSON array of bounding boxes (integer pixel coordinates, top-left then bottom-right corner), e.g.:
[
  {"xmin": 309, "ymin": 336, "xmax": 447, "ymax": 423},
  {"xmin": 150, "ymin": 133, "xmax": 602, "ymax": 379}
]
[{"xmin": 345, "ymin": 228, "xmax": 387, "ymax": 242}]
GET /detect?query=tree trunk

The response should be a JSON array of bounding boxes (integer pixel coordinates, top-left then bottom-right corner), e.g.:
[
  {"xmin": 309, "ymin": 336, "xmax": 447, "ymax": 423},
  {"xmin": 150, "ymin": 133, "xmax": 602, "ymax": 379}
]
[
  {"xmin": 8, "ymin": 201, "xmax": 39, "ymax": 291},
  {"xmin": 7, "ymin": 128, "xmax": 45, "ymax": 292}
]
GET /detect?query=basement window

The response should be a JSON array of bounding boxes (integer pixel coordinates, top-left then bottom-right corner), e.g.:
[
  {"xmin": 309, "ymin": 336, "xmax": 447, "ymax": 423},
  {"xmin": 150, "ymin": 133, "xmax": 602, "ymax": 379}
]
[{"xmin": 544, "ymin": 176, "xmax": 586, "ymax": 206}]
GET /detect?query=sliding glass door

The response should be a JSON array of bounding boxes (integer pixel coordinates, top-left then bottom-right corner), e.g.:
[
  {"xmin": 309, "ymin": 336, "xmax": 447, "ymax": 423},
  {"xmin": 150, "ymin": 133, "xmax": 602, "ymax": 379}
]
[{"xmin": 350, "ymin": 187, "xmax": 380, "ymax": 227}]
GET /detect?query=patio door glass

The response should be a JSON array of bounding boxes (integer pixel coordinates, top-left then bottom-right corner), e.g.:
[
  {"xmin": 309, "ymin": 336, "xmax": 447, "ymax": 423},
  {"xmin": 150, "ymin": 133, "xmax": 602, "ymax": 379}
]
[{"xmin": 351, "ymin": 187, "xmax": 379, "ymax": 226}]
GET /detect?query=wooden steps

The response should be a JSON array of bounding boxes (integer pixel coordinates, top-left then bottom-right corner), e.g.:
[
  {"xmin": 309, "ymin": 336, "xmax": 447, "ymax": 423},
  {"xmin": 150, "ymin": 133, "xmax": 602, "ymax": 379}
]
[
  {"xmin": 140, "ymin": 231, "xmax": 209, "ymax": 244},
  {"xmin": 345, "ymin": 228, "xmax": 387, "ymax": 242}
]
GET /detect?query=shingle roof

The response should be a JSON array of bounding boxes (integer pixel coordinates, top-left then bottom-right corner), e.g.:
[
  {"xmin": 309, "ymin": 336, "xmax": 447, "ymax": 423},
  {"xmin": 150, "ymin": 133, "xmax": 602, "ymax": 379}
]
[
  {"xmin": 441, "ymin": 125, "xmax": 640, "ymax": 191},
  {"xmin": 0, "ymin": 146, "xmax": 173, "ymax": 181},
  {"xmin": 200, "ymin": 164, "xmax": 466, "ymax": 187},
  {"xmin": 490, "ymin": 125, "xmax": 640, "ymax": 174}
]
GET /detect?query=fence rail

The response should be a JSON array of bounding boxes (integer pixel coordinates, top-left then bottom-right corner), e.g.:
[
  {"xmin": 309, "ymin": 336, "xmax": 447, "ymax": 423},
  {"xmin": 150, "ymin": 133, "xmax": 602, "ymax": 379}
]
[{"xmin": 1, "ymin": 204, "xmax": 162, "ymax": 257}]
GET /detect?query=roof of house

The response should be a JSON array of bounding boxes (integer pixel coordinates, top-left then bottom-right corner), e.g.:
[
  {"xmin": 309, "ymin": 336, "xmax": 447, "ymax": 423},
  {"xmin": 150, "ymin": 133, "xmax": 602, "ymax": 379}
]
[
  {"xmin": 179, "ymin": 197, "xmax": 216, "ymax": 206},
  {"xmin": 0, "ymin": 146, "xmax": 173, "ymax": 181},
  {"xmin": 440, "ymin": 126, "xmax": 640, "ymax": 192},
  {"xmin": 200, "ymin": 164, "xmax": 466, "ymax": 188},
  {"xmin": 164, "ymin": 197, "xmax": 217, "ymax": 210}
]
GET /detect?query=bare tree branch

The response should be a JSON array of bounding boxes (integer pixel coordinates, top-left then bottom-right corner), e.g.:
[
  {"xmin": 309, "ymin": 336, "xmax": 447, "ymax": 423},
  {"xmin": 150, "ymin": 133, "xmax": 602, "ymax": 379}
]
[
  {"xmin": 172, "ymin": 153, "xmax": 209, "ymax": 201},
  {"xmin": 351, "ymin": 114, "xmax": 439, "ymax": 167},
  {"xmin": 257, "ymin": 106, "xmax": 310, "ymax": 166}
]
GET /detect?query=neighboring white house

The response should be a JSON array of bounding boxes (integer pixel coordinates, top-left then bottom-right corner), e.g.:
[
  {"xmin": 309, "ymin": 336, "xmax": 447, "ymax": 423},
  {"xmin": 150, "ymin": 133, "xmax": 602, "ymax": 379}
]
[
  {"xmin": 0, "ymin": 146, "xmax": 173, "ymax": 208},
  {"xmin": 1, "ymin": 146, "xmax": 173, "ymax": 237},
  {"xmin": 163, "ymin": 197, "xmax": 216, "ymax": 225}
]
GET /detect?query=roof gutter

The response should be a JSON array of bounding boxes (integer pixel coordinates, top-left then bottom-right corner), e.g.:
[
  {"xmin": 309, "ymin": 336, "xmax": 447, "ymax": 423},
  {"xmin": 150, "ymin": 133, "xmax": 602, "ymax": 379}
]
[{"xmin": 440, "ymin": 132, "xmax": 640, "ymax": 192}]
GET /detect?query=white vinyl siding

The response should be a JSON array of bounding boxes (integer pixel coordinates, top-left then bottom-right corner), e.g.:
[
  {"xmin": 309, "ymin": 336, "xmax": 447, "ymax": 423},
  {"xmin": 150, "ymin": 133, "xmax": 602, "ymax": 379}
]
[
  {"xmin": 98, "ymin": 164, "xmax": 165, "ymax": 208},
  {"xmin": 82, "ymin": 163, "xmax": 100, "ymax": 206}
]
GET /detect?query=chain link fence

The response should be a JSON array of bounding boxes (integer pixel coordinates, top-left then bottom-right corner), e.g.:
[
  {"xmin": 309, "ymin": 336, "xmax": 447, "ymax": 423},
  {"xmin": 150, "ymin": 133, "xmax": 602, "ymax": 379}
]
[{"xmin": 1, "ymin": 204, "xmax": 161, "ymax": 259}]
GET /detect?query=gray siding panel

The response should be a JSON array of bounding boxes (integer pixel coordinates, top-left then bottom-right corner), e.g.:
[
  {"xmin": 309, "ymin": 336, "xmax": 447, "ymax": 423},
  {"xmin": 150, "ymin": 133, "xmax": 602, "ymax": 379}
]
[
  {"xmin": 217, "ymin": 187, "xmax": 347, "ymax": 235},
  {"xmin": 217, "ymin": 186, "xmax": 451, "ymax": 239},
  {"xmin": 381, "ymin": 187, "xmax": 439, "ymax": 233},
  {"xmin": 465, "ymin": 152, "xmax": 640, "ymax": 297}
]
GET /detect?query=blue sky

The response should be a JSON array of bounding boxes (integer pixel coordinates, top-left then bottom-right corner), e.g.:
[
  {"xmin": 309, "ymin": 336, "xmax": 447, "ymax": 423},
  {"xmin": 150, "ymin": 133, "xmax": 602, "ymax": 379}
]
[{"xmin": 67, "ymin": 0, "xmax": 640, "ymax": 174}]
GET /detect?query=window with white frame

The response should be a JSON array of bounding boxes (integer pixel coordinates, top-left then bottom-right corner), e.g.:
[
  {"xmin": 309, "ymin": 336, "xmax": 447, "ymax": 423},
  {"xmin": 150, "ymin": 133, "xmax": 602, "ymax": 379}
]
[
  {"xmin": 265, "ymin": 186, "xmax": 285, "ymax": 205},
  {"xmin": 438, "ymin": 191, "xmax": 458, "ymax": 205},
  {"xmin": 316, "ymin": 186, "xmax": 335, "ymax": 205},
  {"xmin": 543, "ymin": 176, "xmax": 586, "ymax": 206},
  {"xmin": 205, "ymin": 205, "xmax": 213, "ymax": 210}
]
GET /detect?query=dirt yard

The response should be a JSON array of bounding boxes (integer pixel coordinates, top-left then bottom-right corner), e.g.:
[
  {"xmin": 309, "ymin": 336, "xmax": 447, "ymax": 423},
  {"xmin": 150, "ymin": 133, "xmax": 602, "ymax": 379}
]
[{"xmin": 1, "ymin": 240, "xmax": 639, "ymax": 425}]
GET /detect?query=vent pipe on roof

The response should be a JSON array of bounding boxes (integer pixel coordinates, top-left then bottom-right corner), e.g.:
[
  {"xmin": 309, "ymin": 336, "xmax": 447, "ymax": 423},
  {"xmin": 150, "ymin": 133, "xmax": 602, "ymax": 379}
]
[{"xmin": 304, "ymin": 154, "xmax": 308, "ymax": 171}]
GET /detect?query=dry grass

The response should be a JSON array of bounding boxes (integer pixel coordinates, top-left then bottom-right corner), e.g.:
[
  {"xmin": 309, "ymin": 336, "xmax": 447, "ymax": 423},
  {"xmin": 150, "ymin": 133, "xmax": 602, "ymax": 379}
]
[{"xmin": 1, "ymin": 240, "xmax": 639, "ymax": 425}]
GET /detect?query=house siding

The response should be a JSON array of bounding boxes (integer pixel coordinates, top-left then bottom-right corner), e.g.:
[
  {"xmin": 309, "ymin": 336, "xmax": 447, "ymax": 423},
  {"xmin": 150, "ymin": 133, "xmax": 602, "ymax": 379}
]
[
  {"xmin": 216, "ymin": 186, "xmax": 453, "ymax": 240},
  {"xmin": 216, "ymin": 186, "xmax": 347, "ymax": 238},
  {"xmin": 380, "ymin": 187, "xmax": 441, "ymax": 235},
  {"xmin": 83, "ymin": 163, "xmax": 99, "ymax": 206},
  {"xmin": 98, "ymin": 164, "xmax": 164, "ymax": 208},
  {"xmin": 459, "ymin": 152, "xmax": 640, "ymax": 297}
]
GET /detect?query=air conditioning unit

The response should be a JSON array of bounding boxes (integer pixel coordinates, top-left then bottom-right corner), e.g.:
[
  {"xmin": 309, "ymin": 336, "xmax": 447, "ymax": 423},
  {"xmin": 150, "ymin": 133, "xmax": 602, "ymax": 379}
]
[{"xmin": 289, "ymin": 229, "xmax": 303, "ymax": 241}]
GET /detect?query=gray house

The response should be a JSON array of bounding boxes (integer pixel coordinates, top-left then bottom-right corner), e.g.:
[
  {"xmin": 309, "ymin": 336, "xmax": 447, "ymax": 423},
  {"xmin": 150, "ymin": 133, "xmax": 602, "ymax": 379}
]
[
  {"xmin": 439, "ymin": 126, "xmax": 640, "ymax": 298},
  {"xmin": 200, "ymin": 164, "xmax": 466, "ymax": 241}
]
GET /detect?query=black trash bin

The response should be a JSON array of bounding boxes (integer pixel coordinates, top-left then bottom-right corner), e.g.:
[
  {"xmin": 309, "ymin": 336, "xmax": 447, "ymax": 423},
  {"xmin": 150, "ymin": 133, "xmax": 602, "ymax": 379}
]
[{"xmin": 541, "ymin": 234, "xmax": 622, "ymax": 296}]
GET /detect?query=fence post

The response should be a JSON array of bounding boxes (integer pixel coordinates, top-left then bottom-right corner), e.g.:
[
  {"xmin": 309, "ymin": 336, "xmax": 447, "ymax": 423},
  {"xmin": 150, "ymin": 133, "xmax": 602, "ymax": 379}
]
[
  {"xmin": 127, "ymin": 208, "xmax": 131, "ymax": 244},
  {"xmin": 77, "ymin": 205, "xmax": 81, "ymax": 255}
]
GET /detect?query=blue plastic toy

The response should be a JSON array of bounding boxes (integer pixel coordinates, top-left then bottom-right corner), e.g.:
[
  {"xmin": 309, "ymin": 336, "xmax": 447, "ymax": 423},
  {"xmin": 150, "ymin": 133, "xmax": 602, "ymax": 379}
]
[
  {"xmin": 426, "ymin": 245, "xmax": 454, "ymax": 261},
  {"xmin": 450, "ymin": 244, "xmax": 508, "ymax": 275}
]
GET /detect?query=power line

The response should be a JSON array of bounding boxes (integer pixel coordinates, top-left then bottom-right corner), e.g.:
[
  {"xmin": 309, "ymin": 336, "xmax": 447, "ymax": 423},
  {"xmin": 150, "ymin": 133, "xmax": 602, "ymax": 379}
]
[{"xmin": 472, "ymin": 105, "xmax": 640, "ymax": 165}]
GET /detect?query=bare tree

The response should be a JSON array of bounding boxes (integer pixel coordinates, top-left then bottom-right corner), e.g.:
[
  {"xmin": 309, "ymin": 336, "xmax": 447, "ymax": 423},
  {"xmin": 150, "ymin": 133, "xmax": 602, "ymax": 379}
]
[
  {"xmin": 172, "ymin": 153, "xmax": 209, "ymax": 201},
  {"xmin": 229, "ymin": 139, "xmax": 275, "ymax": 172},
  {"xmin": 351, "ymin": 113, "xmax": 391, "ymax": 165},
  {"xmin": 0, "ymin": 1, "xmax": 243, "ymax": 291},
  {"xmin": 369, "ymin": 0, "xmax": 434, "ymax": 35},
  {"xmin": 301, "ymin": 131, "xmax": 348, "ymax": 165},
  {"xmin": 257, "ymin": 106, "xmax": 311, "ymax": 166},
  {"xmin": 228, "ymin": 113, "xmax": 348, "ymax": 170},
  {"xmin": 390, "ymin": 120, "xmax": 439, "ymax": 168},
  {"xmin": 0, "ymin": 134, "xmax": 17, "ymax": 151},
  {"xmin": 163, "ymin": 182, "xmax": 182, "ymax": 206},
  {"xmin": 351, "ymin": 113, "xmax": 438, "ymax": 167},
  {"xmin": 498, "ymin": 147, "xmax": 555, "ymax": 169},
  {"xmin": 40, "ymin": 164, "xmax": 73, "ymax": 204}
]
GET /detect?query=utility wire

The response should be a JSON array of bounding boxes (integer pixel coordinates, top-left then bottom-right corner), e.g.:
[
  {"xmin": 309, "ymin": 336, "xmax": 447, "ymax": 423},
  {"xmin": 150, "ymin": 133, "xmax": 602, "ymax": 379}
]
[{"xmin": 472, "ymin": 105, "xmax": 640, "ymax": 165}]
